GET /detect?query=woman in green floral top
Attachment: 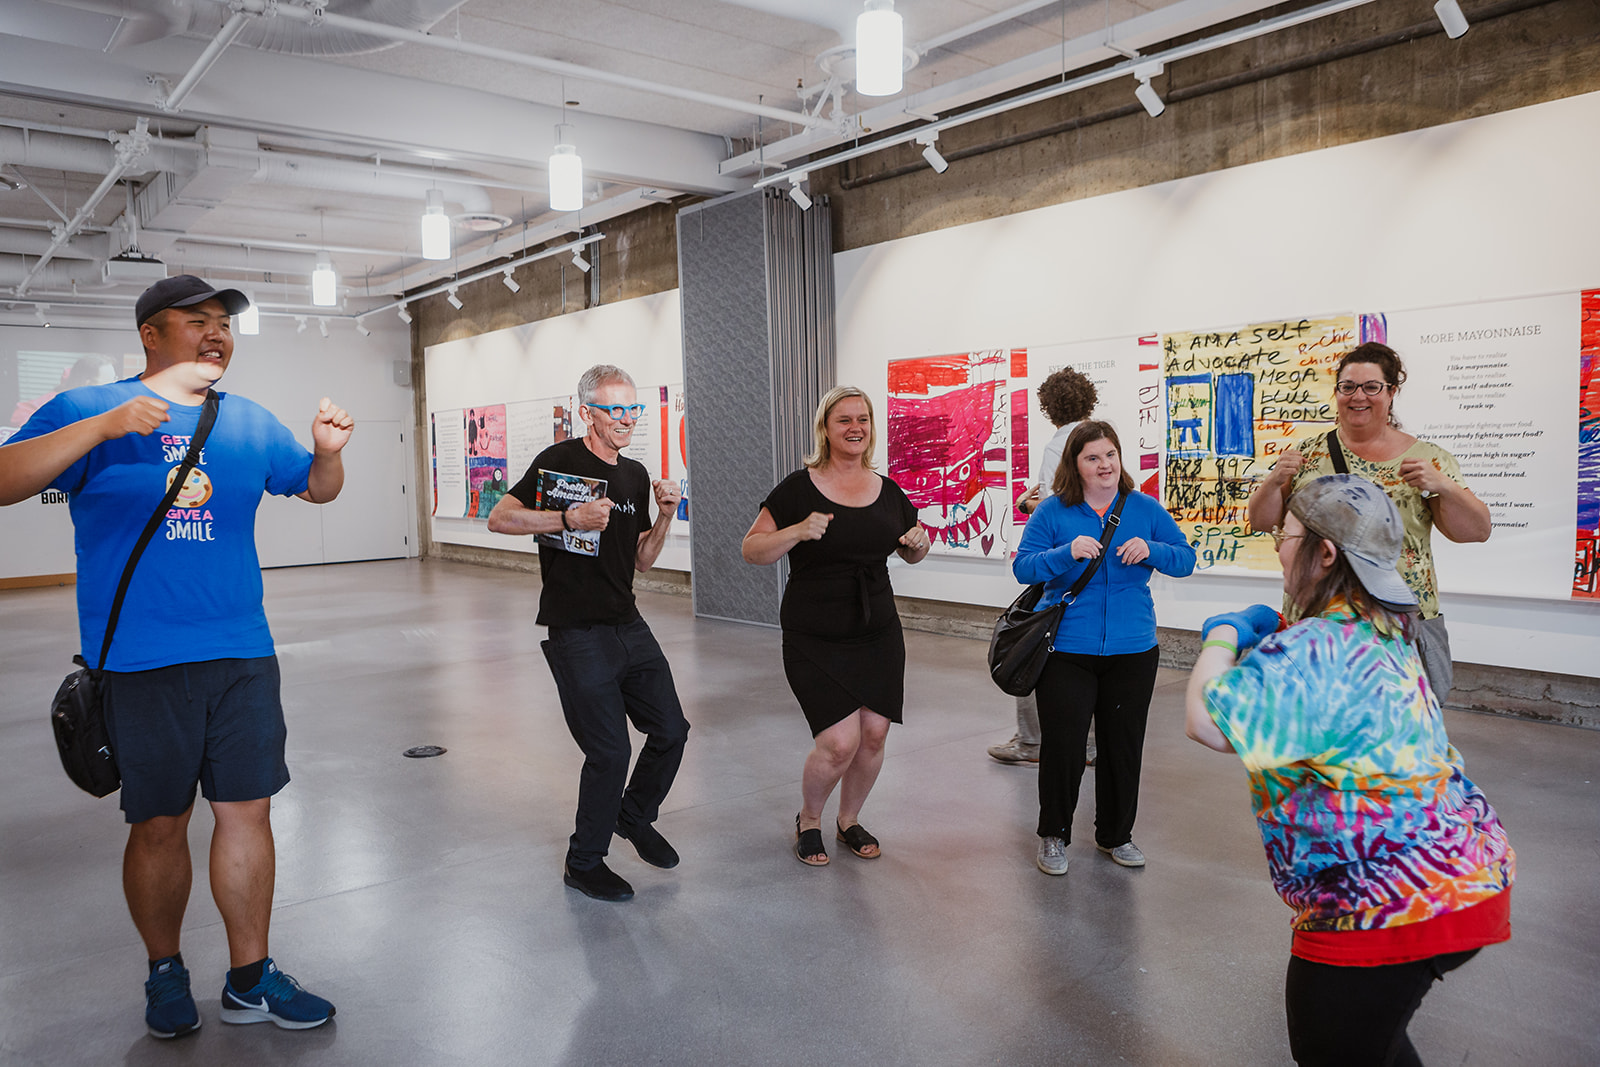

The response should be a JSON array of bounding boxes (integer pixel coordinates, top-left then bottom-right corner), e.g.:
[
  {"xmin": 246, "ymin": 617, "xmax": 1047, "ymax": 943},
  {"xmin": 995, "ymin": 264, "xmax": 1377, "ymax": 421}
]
[{"xmin": 1246, "ymin": 342, "xmax": 1491, "ymax": 698}]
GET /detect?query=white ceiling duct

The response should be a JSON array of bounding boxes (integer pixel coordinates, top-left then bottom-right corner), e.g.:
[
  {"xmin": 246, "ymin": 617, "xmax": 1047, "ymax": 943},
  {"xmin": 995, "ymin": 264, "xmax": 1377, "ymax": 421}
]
[
  {"xmin": 0, "ymin": 226, "xmax": 101, "ymax": 260},
  {"xmin": 0, "ymin": 127, "xmax": 189, "ymax": 177},
  {"xmin": 42, "ymin": 0, "xmax": 199, "ymax": 50},
  {"xmin": 0, "ymin": 255, "xmax": 107, "ymax": 289},
  {"xmin": 253, "ymin": 153, "xmax": 493, "ymax": 215},
  {"xmin": 163, "ymin": 241, "xmax": 318, "ymax": 277},
  {"xmin": 232, "ymin": 0, "xmax": 469, "ymax": 56}
]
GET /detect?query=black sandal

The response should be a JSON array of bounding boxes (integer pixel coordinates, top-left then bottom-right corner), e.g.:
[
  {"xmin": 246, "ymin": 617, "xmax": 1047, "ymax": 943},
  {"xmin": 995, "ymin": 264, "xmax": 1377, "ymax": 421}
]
[
  {"xmin": 795, "ymin": 814, "xmax": 829, "ymax": 866},
  {"xmin": 836, "ymin": 821, "xmax": 881, "ymax": 859}
]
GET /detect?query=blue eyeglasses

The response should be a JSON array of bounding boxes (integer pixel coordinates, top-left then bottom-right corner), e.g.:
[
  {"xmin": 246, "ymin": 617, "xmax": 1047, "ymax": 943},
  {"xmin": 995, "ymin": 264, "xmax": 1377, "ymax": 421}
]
[{"xmin": 586, "ymin": 402, "xmax": 646, "ymax": 420}]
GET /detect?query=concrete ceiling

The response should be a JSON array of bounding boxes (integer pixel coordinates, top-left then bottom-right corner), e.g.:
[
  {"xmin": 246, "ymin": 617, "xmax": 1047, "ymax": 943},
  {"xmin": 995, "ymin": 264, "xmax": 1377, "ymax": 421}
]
[{"xmin": 0, "ymin": 0, "xmax": 1328, "ymax": 327}]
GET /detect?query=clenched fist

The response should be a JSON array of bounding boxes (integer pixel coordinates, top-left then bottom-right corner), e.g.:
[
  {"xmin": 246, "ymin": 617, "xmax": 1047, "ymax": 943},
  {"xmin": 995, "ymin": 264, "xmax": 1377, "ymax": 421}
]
[
  {"xmin": 793, "ymin": 511, "xmax": 833, "ymax": 541},
  {"xmin": 99, "ymin": 396, "xmax": 169, "ymax": 440}
]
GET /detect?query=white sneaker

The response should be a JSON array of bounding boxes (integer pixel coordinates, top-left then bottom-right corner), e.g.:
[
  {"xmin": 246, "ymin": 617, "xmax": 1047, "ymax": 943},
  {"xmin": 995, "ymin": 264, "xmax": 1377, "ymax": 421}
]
[
  {"xmin": 1036, "ymin": 836, "xmax": 1068, "ymax": 875},
  {"xmin": 1097, "ymin": 841, "xmax": 1146, "ymax": 867},
  {"xmin": 988, "ymin": 735, "xmax": 1041, "ymax": 764}
]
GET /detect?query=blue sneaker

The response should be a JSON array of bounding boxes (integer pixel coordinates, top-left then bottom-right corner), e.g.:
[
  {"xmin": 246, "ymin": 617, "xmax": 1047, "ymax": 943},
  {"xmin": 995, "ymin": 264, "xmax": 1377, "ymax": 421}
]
[
  {"xmin": 144, "ymin": 958, "xmax": 200, "ymax": 1039},
  {"xmin": 219, "ymin": 958, "xmax": 335, "ymax": 1030}
]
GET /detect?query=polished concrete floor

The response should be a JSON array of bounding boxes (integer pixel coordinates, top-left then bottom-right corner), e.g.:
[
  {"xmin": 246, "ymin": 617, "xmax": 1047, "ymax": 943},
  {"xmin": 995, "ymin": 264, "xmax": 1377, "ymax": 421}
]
[{"xmin": 1, "ymin": 558, "xmax": 1596, "ymax": 1066}]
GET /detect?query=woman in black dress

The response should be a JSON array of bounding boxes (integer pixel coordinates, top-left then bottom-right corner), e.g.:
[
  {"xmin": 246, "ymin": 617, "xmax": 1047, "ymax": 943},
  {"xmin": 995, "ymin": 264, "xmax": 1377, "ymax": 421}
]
[{"xmin": 743, "ymin": 386, "xmax": 930, "ymax": 866}]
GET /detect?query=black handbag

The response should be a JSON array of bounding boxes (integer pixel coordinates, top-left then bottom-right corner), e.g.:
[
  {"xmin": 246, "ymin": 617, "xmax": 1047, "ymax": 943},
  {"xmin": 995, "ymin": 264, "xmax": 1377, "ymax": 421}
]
[
  {"xmin": 50, "ymin": 390, "xmax": 218, "ymax": 797},
  {"xmin": 988, "ymin": 490, "xmax": 1128, "ymax": 696}
]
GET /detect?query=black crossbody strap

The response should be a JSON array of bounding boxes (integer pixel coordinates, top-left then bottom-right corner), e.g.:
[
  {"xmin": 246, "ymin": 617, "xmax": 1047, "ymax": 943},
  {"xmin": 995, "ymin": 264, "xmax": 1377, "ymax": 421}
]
[
  {"xmin": 1064, "ymin": 490, "xmax": 1129, "ymax": 603},
  {"xmin": 1325, "ymin": 429, "xmax": 1350, "ymax": 475},
  {"xmin": 94, "ymin": 390, "xmax": 219, "ymax": 670}
]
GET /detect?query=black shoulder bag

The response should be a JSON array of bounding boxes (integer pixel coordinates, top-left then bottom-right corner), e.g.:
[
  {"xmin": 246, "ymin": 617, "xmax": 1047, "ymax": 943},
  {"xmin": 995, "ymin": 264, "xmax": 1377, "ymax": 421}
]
[
  {"xmin": 988, "ymin": 490, "xmax": 1128, "ymax": 696},
  {"xmin": 50, "ymin": 390, "xmax": 219, "ymax": 797},
  {"xmin": 1325, "ymin": 429, "xmax": 1349, "ymax": 474}
]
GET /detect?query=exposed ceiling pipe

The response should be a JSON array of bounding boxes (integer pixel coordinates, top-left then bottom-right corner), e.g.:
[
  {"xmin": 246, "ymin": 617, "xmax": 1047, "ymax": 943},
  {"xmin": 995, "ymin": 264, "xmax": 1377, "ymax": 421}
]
[
  {"xmin": 13, "ymin": 118, "xmax": 150, "ymax": 297},
  {"xmin": 362, "ymin": 234, "xmax": 606, "ymax": 318},
  {"xmin": 915, "ymin": 0, "xmax": 1066, "ymax": 56},
  {"xmin": 211, "ymin": 0, "xmax": 822, "ymax": 130},
  {"xmin": 251, "ymin": 154, "xmax": 493, "ymax": 215},
  {"xmin": 755, "ymin": 0, "xmax": 1379, "ymax": 191},
  {"xmin": 0, "ymin": 126, "xmax": 189, "ymax": 176},
  {"xmin": 160, "ymin": 11, "xmax": 250, "ymax": 110},
  {"xmin": 161, "ymin": 241, "xmax": 317, "ymax": 277},
  {"xmin": 12, "ymin": 11, "xmax": 243, "ymax": 296}
]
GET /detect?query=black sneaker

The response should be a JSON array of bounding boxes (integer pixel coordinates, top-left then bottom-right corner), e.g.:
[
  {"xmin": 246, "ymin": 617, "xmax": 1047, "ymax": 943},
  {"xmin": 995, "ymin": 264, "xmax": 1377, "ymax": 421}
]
[
  {"xmin": 563, "ymin": 861, "xmax": 635, "ymax": 901},
  {"xmin": 145, "ymin": 958, "xmax": 201, "ymax": 1039},
  {"xmin": 616, "ymin": 820, "xmax": 680, "ymax": 869}
]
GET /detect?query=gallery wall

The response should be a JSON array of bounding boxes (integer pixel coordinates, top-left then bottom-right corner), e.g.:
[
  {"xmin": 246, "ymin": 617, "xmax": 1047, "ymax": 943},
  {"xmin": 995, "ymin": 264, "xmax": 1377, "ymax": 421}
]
[
  {"xmin": 0, "ymin": 311, "xmax": 416, "ymax": 581},
  {"xmin": 833, "ymin": 89, "xmax": 1600, "ymax": 677},
  {"xmin": 423, "ymin": 290, "xmax": 690, "ymax": 572}
]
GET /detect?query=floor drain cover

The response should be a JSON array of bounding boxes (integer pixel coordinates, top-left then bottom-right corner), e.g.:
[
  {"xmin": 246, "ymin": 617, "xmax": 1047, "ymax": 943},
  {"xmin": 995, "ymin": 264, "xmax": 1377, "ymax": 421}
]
[{"xmin": 403, "ymin": 745, "xmax": 447, "ymax": 758}]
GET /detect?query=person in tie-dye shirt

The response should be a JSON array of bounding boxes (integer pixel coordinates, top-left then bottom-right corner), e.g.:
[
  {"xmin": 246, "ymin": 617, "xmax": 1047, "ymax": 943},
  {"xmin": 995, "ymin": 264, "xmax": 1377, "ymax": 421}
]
[{"xmin": 1184, "ymin": 475, "xmax": 1513, "ymax": 1067}]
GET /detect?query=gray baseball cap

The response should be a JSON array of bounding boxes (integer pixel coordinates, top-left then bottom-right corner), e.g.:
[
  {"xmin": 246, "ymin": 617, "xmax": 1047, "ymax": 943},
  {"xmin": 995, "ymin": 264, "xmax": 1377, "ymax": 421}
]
[
  {"xmin": 1289, "ymin": 474, "xmax": 1417, "ymax": 607},
  {"xmin": 135, "ymin": 274, "xmax": 249, "ymax": 327}
]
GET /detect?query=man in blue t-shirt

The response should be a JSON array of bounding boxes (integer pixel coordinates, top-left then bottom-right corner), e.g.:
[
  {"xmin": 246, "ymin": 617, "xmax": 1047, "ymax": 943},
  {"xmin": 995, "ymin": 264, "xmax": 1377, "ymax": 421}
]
[{"xmin": 0, "ymin": 275, "xmax": 354, "ymax": 1040}]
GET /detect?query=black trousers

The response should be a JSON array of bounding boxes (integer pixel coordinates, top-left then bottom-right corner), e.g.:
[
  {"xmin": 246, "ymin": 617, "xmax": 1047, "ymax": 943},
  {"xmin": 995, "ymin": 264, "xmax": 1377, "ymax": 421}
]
[
  {"xmin": 1285, "ymin": 949, "xmax": 1479, "ymax": 1066},
  {"xmin": 541, "ymin": 618, "xmax": 690, "ymax": 870},
  {"xmin": 1033, "ymin": 646, "xmax": 1159, "ymax": 845}
]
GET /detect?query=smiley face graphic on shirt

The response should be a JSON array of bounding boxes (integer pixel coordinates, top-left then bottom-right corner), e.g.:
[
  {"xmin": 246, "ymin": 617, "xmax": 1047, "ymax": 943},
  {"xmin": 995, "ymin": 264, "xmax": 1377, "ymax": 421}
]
[{"xmin": 166, "ymin": 464, "xmax": 213, "ymax": 508}]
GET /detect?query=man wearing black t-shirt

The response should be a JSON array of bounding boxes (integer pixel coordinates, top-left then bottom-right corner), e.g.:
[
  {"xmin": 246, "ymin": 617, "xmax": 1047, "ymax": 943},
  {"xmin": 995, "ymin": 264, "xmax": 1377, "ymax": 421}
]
[{"xmin": 488, "ymin": 364, "xmax": 687, "ymax": 902}]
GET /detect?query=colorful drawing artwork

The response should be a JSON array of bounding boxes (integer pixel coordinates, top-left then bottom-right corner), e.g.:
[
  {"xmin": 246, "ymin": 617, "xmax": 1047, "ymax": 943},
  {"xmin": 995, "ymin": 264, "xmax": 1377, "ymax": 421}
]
[
  {"xmin": 887, "ymin": 351, "xmax": 1010, "ymax": 557},
  {"xmin": 1160, "ymin": 314, "xmax": 1371, "ymax": 571},
  {"xmin": 465, "ymin": 404, "xmax": 508, "ymax": 519},
  {"xmin": 1576, "ymin": 289, "xmax": 1600, "ymax": 599}
]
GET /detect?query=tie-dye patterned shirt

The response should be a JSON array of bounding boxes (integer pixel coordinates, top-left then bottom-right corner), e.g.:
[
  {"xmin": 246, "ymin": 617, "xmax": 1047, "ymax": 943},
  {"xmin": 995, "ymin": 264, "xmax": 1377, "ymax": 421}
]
[{"xmin": 1203, "ymin": 603, "xmax": 1514, "ymax": 932}]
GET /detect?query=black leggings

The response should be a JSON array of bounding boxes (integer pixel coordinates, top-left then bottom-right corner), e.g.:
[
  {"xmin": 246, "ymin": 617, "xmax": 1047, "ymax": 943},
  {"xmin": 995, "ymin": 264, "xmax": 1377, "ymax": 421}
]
[{"xmin": 1285, "ymin": 949, "xmax": 1479, "ymax": 1066}]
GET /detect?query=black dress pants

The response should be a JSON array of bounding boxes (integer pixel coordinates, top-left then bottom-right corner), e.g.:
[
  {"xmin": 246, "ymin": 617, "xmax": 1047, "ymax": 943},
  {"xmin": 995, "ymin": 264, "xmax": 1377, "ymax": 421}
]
[
  {"xmin": 541, "ymin": 618, "xmax": 690, "ymax": 870},
  {"xmin": 1033, "ymin": 646, "xmax": 1160, "ymax": 845}
]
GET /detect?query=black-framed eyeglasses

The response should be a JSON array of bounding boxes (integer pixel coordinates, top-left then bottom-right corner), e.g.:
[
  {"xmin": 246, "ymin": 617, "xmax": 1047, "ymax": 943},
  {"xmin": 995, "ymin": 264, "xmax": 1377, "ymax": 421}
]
[
  {"xmin": 1334, "ymin": 380, "xmax": 1389, "ymax": 396},
  {"xmin": 585, "ymin": 402, "xmax": 646, "ymax": 420}
]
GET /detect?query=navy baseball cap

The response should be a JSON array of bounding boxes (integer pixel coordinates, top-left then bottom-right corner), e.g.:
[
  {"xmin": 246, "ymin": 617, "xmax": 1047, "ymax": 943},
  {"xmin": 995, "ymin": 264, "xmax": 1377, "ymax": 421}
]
[{"xmin": 135, "ymin": 274, "xmax": 250, "ymax": 327}]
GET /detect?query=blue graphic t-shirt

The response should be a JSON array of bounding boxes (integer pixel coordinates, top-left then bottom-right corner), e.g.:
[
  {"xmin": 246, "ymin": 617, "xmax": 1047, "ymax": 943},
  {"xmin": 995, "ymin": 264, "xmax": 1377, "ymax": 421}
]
[{"xmin": 11, "ymin": 378, "xmax": 313, "ymax": 671}]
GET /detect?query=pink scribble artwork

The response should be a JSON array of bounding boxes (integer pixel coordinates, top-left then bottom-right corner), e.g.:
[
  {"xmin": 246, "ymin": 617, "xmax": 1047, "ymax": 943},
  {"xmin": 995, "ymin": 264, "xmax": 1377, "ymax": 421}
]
[{"xmin": 888, "ymin": 351, "xmax": 1010, "ymax": 557}]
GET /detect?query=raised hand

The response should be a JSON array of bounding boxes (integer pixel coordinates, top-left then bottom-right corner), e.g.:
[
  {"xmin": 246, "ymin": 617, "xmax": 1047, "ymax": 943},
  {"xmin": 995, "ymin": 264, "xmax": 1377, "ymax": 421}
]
[
  {"xmin": 898, "ymin": 524, "xmax": 930, "ymax": 554},
  {"xmin": 652, "ymin": 478, "xmax": 682, "ymax": 511},
  {"xmin": 1116, "ymin": 536, "xmax": 1150, "ymax": 565},
  {"xmin": 1269, "ymin": 448, "xmax": 1304, "ymax": 488},
  {"xmin": 794, "ymin": 511, "xmax": 833, "ymax": 541},
  {"xmin": 1071, "ymin": 533, "xmax": 1103, "ymax": 561},
  {"xmin": 311, "ymin": 397, "xmax": 354, "ymax": 454},
  {"xmin": 100, "ymin": 395, "xmax": 169, "ymax": 439},
  {"xmin": 1399, "ymin": 457, "xmax": 1448, "ymax": 497}
]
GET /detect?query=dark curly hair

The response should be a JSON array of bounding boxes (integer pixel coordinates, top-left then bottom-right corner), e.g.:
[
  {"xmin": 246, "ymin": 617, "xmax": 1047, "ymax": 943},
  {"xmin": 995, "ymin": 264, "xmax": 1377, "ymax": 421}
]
[
  {"xmin": 1036, "ymin": 367, "xmax": 1098, "ymax": 428},
  {"xmin": 1335, "ymin": 342, "xmax": 1407, "ymax": 389}
]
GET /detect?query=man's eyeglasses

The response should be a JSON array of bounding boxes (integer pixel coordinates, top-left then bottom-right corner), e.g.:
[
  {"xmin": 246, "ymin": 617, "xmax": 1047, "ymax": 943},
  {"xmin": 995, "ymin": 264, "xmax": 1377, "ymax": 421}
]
[
  {"xmin": 1333, "ymin": 380, "xmax": 1390, "ymax": 397},
  {"xmin": 586, "ymin": 402, "xmax": 646, "ymax": 420}
]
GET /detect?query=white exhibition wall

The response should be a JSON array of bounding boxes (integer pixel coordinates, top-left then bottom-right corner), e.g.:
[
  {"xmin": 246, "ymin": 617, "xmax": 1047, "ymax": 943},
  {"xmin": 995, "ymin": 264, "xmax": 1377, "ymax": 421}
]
[
  {"xmin": 0, "ymin": 311, "xmax": 416, "ymax": 581},
  {"xmin": 834, "ymin": 89, "xmax": 1600, "ymax": 677},
  {"xmin": 424, "ymin": 289, "xmax": 690, "ymax": 572}
]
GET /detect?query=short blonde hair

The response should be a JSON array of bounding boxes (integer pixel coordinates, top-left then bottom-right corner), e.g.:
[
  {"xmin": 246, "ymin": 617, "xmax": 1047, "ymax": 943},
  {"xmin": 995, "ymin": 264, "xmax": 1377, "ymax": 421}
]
[{"xmin": 804, "ymin": 386, "xmax": 877, "ymax": 470}]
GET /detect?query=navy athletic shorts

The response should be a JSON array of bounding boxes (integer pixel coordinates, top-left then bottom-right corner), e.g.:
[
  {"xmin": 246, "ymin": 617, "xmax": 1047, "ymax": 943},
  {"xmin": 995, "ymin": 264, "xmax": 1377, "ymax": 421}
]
[{"xmin": 101, "ymin": 656, "xmax": 291, "ymax": 824}]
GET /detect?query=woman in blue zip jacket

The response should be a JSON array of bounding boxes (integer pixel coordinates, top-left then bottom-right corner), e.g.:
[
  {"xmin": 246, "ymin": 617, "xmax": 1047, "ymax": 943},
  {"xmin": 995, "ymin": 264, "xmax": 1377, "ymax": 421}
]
[{"xmin": 1013, "ymin": 420, "xmax": 1196, "ymax": 876}]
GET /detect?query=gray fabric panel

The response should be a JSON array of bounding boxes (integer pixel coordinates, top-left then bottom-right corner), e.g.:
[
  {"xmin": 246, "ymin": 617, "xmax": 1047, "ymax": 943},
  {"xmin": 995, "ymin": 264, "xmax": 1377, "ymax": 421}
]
[{"xmin": 679, "ymin": 191, "xmax": 783, "ymax": 625}]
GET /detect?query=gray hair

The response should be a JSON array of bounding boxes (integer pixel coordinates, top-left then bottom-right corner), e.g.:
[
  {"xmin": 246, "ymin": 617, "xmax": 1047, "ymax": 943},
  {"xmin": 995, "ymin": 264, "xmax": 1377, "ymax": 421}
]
[{"xmin": 577, "ymin": 364, "xmax": 636, "ymax": 403}]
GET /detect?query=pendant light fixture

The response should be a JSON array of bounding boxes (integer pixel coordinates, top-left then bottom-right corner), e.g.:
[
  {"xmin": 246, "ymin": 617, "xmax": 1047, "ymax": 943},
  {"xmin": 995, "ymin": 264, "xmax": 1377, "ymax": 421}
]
[
  {"xmin": 420, "ymin": 188, "xmax": 451, "ymax": 260},
  {"xmin": 856, "ymin": 0, "xmax": 904, "ymax": 97},
  {"xmin": 238, "ymin": 293, "xmax": 260, "ymax": 335},
  {"xmin": 549, "ymin": 88, "xmax": 584, "ymax": 212},
  {"xmin": 311, "ymin": 210, "xmax": 337, "ymax": 307}
]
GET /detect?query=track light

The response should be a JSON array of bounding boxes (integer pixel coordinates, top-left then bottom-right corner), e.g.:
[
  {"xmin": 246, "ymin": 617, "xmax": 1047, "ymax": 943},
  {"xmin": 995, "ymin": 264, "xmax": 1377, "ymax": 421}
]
[
  {"xmin": 501, "ymin": 268, "xmax": 520, "ymax": 292},
  {"xmin": 396, "ymin": 302, "xmax": 412, "ymax": 324},
  {"xmin": 446, "ymin": 287, "xmax": 463, "ymax": 310},
  {"xmin": 1133, "ymin": 62, "xmax": 1166, "ymax": 118},
  {"xmin": 856, "ymin": 0, "xmax": 904, "ymax": 97},
  {"xmin": 916, "ymin": 134, "xmax": 949, "ymax": 174},
  {"xmin": 1433, "ymin": 0, "xmax": 1469, "ymax": 38},
  {"xmin": 549, "ymin": 139, "xmax": 583, "ymax": 212},
  {"xmin": 355, "ymin": 318, "xmax": 371, "ymax": 336},
  {"xmin": 311, "ymin": 252, "xmax": 337, "ymax": 307},
  {"xmin": 317, "ymin": 317, "xmax": 329, "ymax": 338},
  {"xmin": 295, "ymin": 315, "xmax": 308, "ymax": 333},
  {"xmin": 570, "ymin": 250, "xmax": 591, "ymax": 273},
  {"xmin": 787, "ymin": 175, "xmax": 812, "ymax": 211},
  {"xmin": 238, "ymin": 293, "xmax": 259, "ymax": 335},
  {"xmin": 421, "ymin": 188, "xmax": 451, "ymax": 260}
]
